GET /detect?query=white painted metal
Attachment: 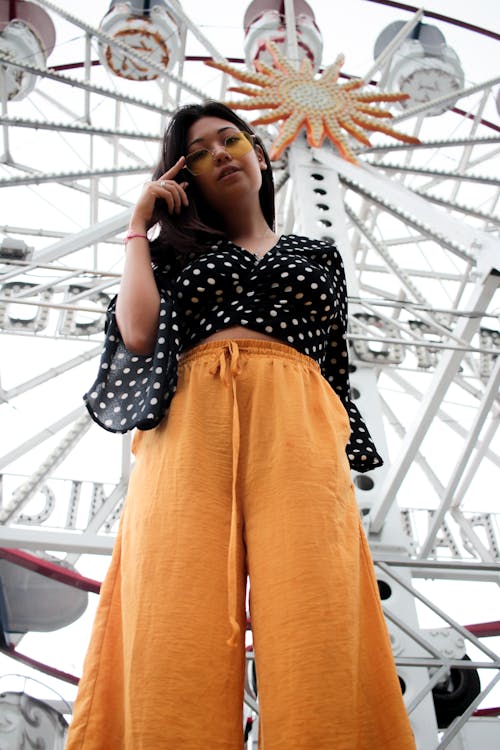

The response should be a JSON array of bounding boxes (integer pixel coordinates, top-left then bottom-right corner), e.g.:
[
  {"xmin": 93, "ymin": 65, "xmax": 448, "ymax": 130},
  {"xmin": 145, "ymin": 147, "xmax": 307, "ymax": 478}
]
[
  {"xmin": 419, "ymin": 359, "xmax": 500, "ymax": 557},
  {"xmin": 370, "ymin": 274, "xmax": 498, "ymax": 535},
  {"xmin": 446, "ymin": 717, "xmax": 500, "ymax": 750}
]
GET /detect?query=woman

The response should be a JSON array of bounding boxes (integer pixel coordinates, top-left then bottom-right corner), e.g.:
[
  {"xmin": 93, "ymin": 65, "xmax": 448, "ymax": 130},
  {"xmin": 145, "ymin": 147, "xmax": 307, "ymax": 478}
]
[{"xmin": 67, "ymin": 101, "xmax": 416, "ymax": 749}]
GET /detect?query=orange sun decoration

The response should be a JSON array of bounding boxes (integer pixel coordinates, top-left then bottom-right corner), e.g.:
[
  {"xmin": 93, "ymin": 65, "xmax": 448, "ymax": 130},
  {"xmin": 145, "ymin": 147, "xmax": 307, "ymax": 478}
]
[{"xmin": 206, "ymin": 42, "xmax": 419, "ymax": 164}]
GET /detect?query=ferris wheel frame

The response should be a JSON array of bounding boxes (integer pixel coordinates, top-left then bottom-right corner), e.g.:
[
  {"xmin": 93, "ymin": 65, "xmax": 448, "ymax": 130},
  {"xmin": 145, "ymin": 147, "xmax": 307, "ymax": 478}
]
[{"xmin": 0, "ymin": 1, "xmax": 498, "ymax": 747}]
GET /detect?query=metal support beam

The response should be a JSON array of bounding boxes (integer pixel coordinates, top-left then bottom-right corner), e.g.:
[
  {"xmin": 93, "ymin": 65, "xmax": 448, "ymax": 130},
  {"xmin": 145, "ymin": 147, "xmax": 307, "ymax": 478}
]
[
  {"xmin": 0, "ymin": 116, "xmax": 161, "ymax": 141},
  {"xmin": 370, "ymin": 272, "xmax": 499, "ymax": 534},
  {"xmin": 383, "ymin": 369, "xmax": 500, "ymax": 469},
  {"xmin": 33, "ymin": 210, "xmax": 130, "ymax": 265},
  {"xmin": 365, "ymin": 161, "xmax": 500, "ymax": 187},
  {"xmin": 0, "ymin": 527, "xmax": 114, "ymax": 554},
  {"xmin": 0, "ymin": 414, "xmax": 92, "ymax": 523},
  {"xmin": 0, "ymin": 406, "xmax": 85, "ymax": 471},
  {"xmin": 359, "ymin": 136, "xmax": 500, "ymax": 155},
  {"xmin": 391, "ymin": 77, "xmax": 500, "ymax": 124},
  {"xmin": 377, "ymin": 563, "xmax": 500, "ymax": 662},
  {"xmin": 1, "ymin": 346, "xmax": 102, "ymax": 401},
  {"xmin": 0, "ymin": 164, "xmax": 150, "ymax": 188},
  {"xmin": 419, "ymin": 358, "xmax": 500, "ymax": 557},
  {"xmin": 317, "ymin": 147, "xmax": 498, "ymax": 262}
]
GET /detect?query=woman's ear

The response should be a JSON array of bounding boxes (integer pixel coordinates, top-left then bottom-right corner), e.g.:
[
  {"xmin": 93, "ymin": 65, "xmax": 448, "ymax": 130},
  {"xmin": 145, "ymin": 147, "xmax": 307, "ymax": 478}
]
[{"xmin": 256, "ymin": 145, "xmax": 267, "ymax": 170}]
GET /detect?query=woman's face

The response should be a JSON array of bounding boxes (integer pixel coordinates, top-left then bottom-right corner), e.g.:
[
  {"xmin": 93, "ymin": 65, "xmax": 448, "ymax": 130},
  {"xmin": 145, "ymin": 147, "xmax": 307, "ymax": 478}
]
[{"xmin": 185, "ymin": 116, "xmax": 267, "ymax": 215}]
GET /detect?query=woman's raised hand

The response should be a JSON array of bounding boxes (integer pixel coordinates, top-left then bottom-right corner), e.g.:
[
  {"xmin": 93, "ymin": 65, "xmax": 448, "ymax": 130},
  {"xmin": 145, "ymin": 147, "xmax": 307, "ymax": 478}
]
[{"xmin": 129, "ymin": 157, "xmax": 189, "ymax": 229}]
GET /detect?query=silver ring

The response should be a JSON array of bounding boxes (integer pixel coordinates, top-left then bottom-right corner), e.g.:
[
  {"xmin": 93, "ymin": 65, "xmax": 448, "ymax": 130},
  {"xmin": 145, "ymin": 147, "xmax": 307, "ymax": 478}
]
[{"xmin": 158, "ymin": 180, "xmax": 167, "ymax": 188}]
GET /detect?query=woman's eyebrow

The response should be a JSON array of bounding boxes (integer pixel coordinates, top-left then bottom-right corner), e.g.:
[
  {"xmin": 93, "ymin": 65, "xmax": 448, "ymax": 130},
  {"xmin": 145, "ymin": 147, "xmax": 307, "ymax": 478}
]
[{"xmin": 186, "ymin": 126, "xmax": 238, "ymax": 150}]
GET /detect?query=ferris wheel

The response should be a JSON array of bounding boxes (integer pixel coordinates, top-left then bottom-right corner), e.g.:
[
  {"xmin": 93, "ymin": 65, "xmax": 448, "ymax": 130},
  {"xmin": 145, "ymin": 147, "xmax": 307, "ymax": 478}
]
[{"xmin": 0, "ymin": 1, "xmax": 499, "ymax": 748}]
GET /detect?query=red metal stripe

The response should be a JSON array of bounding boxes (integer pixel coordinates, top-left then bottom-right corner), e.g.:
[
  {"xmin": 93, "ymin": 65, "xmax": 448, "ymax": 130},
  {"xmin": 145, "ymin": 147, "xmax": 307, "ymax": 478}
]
[
  {"xmin": 0, "ymin": 548, "xmax": 101, "ymax": 594},
  {"xmin": 363, "ymin": 0, "xmax": 500, "ymax": 41},
  {"xmin": 1, "ymin": 644, "xmax": 80, "ymax": 685},
  {"xmin": 464, "ymin": 621, "xmax": 500, "ymax": 638},
  {"xmin": 473, "ymin": 707, "xmax": 500, "ymax": 717}
]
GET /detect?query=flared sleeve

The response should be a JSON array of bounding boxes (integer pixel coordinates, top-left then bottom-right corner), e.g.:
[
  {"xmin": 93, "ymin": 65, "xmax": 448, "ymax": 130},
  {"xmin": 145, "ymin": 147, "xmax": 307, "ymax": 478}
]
[
  {"xmin": 322, "ymin": 245, "xmax": 384, "ymax": 473},
  {"xmin": 83, "ymin": 264, "xmax": 181, "ymax": 433}
]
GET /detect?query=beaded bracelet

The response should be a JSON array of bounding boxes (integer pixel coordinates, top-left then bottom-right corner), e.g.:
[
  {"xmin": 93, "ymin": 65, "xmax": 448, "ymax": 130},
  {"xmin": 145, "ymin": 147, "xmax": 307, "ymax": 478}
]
[{"xmin": 124, "ymin": 232, "xmax": 148, "ymax": 243}]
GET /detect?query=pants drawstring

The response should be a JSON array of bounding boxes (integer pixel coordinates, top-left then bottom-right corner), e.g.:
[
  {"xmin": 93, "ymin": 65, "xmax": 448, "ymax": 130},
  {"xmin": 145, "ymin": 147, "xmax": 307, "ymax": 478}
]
[{"xmin": 209, "ymin": 341, "xmax": 242, "ymax": 648}]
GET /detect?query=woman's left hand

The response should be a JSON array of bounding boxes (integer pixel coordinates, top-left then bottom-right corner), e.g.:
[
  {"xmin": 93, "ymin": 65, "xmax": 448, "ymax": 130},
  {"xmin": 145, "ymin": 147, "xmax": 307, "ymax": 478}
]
[{"xmin": 129, "ymin": 156, "xmax": 189, "ymax": 229}]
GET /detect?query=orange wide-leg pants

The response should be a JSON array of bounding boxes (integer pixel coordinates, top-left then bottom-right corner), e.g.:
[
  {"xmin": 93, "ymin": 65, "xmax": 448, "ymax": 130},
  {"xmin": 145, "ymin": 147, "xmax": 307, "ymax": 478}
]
[{"xmin": 66, "ymin": 339, "xmax": 416, "ymax": 750}]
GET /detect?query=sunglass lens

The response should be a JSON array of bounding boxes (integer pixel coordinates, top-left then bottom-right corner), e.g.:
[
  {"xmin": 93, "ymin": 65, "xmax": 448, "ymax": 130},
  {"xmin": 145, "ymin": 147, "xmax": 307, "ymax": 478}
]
[
  {"xmin": 225, "ymin": 132, "xmax": 253, "ymax": 157},
  {"xmin": 186, "ymin": 149, "xmax": 211, "ymax": 175},
  {"xmin": 186, "ymin": 133, "xmax": 254, "ymax": 174}
]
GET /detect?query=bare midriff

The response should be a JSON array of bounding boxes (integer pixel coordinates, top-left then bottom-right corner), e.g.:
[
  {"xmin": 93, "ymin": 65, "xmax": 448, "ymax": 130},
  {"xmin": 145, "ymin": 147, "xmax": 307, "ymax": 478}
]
[{"xmin": 195, "ymin": 325, "xmax": 284, "ymax": 348}]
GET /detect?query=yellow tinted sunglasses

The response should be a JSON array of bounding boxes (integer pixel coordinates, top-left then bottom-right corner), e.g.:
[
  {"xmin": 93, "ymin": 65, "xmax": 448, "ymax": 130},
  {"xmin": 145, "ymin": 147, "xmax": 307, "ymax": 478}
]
[{"xmin": 184, "ymin": 131, "xmax": 256, "ymax": 175}]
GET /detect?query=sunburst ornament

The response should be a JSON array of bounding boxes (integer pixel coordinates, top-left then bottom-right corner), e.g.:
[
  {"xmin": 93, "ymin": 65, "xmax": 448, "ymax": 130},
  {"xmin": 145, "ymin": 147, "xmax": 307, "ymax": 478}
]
[{"xmin": 206, "ymin": 42, "xmax": 419, "ymax": 164}]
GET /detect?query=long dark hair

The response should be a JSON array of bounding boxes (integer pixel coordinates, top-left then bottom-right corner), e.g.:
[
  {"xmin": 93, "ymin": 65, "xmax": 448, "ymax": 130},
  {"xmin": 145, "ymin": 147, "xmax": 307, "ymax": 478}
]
[{"xmin": 149, "ymin": 101, "xmax": 275, "ymax": 265}]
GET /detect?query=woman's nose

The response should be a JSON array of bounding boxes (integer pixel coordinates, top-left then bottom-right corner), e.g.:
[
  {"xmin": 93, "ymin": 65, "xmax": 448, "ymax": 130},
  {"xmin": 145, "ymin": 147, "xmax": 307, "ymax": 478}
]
[{"xmin": 212, "ymin": 144, "xmax": 231, "ymax": 164}]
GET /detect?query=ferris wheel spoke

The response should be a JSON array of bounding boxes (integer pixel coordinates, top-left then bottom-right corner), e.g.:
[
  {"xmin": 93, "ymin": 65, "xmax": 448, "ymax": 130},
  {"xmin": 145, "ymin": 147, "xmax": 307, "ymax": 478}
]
[
  {"xmin": 367, "ymin": 161, "xmax": 500, "ymax": 187},
  {"xmin": 345, "ymin": 202, "xmax": 433, "ymax": 305},
  {"xmin": 322, "ymin": 150, "xmax": 487, "ymax": 260},
  {"xmin": 0, "ymin": 54, "xmax": 176, "ymax": 114},
  {"xmin": 412, "ymin": 189, "xmax": 500, "ymax": 226},
  {"xmin": 0, "ymin": 116, "xmax": 161, "ymax": 143},
  {"xmin": 3, "ymin": 346, "xmax": 101, "ymax": 400},
  {"xmin": 33, "ymin": 210, "xmax": 130, "ymax": 265},
  {"xmin": 0, "ymin": 164, "xmax": 151, "ymax": 188},
  {"xmin": 390, "ymin": 76, "xmax": 500, "ymax": 124},
  {"xmin": 357, "ymin": 135, "xmax": 500, "ymax": 155}
]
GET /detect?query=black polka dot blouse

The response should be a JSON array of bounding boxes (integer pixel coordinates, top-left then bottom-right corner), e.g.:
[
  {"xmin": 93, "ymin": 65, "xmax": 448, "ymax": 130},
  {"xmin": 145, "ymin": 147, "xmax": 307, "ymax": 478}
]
[{"xmin": 84, "ymin": 234, "xmax": 382, "ymax": 472}]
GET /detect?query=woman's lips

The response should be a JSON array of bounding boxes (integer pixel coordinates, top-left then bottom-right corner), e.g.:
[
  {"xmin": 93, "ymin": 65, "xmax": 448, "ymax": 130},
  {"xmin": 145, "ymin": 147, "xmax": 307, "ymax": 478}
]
[{"xmin": 218, "ymin": 166, "xmax": 240, "ymax": 181}]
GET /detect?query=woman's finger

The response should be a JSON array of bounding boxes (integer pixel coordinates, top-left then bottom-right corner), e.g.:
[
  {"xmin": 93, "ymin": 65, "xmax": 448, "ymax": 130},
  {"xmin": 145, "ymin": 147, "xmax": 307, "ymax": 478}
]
[
  {"xmin": 166, "ymin": 184, "xmax": 181, "ymax": 214},
  {"xmin": 158, "ymin": 182, "xmax": 186, "ymax": 213},
  {"xmin": 155, "ymin": 181, "xmax": 190, "ymax": 214},
  {"xmin": 178, "ymin": 182, "xmax": 189, "ymax": 207},
  {"xmin": 162, "ymin": 189, "xmax": 176, "ymax": 214},
  {"xmin": 160, "ymin": 156, "xmax": 186, "ymax": 181}
]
